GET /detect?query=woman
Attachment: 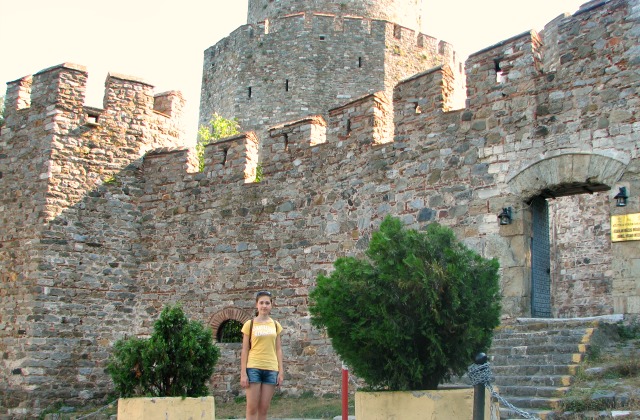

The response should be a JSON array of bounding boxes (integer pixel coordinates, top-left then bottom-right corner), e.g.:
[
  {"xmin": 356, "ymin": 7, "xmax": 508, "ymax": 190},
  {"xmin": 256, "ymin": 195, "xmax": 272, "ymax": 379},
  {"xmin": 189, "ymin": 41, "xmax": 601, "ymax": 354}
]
[{"xmin": 241, "ymin": 290, "xmax": 284, "ymax": 420}]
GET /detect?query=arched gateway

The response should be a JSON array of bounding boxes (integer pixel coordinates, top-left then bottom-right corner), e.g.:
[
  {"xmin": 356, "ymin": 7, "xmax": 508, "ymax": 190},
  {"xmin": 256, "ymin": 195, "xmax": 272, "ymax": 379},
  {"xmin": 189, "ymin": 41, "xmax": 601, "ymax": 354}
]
[{"xmin": 507, "ymin": 153, "xmax": 630, "ymax": 318}]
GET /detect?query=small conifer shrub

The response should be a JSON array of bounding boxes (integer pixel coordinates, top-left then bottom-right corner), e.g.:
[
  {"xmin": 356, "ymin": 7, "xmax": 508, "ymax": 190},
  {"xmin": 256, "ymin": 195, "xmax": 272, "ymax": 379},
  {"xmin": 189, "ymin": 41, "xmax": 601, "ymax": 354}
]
[
  {"xmin": 106, "ymin": 304, "xmax": 220, "ymax": 398},
  {"xmin": 310, "ymin": 216, "xmax": 501, "ymax": 391}
]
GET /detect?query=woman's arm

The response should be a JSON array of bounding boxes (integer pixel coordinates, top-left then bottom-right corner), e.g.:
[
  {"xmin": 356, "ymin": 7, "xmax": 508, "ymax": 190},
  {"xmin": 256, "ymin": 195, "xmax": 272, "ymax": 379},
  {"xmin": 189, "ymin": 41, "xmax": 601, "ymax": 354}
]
[
  {"xmin": 276, "ymin": 334, "xmax": 284, "ymax": 386},
  {"xmin": 240, "ymin": 332, "xmax": 250, "ymax": 388}
]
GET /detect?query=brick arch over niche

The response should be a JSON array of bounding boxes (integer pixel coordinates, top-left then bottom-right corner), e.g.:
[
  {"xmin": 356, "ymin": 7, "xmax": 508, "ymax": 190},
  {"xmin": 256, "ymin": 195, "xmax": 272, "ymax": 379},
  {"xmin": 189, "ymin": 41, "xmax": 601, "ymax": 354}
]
[
  {"xmin": 507, "ymin": 152, "xmax": 628, "ymax": 200},
  {"xmin": 209, "ymin": 307, "xmax": 253, "ymax": 339}
]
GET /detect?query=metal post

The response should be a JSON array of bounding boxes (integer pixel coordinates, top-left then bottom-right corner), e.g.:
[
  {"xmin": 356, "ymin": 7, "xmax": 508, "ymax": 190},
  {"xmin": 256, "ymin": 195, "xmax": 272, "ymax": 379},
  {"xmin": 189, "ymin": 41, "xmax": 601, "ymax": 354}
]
[
  {"xmin": 342, "ymin": 363, "xmax": 349, "ymax": 420},
  {"xmin": 473, "ymin": 353, "xmax": 488, "ymax": 420}
]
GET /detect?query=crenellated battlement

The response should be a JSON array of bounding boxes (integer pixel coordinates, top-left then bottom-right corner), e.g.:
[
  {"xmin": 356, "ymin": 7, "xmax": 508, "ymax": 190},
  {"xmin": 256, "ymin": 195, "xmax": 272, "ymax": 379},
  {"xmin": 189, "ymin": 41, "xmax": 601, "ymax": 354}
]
[
  {"xmin": 3, "ymin": 63, "xmax": 88, "ymax": 126},
  {"xmin": 394, "ymin": 65, "xmax": 459, "ymax": 136},
  {"xmin": 247, "ymin": 0, "xmax": 427, "ymax": 31},
  {"xmin": 262, "ymin": 116, "xmax": 327, "ymax": 178},
  {"xmin": 3, "ymin": 64, "xmax": 184, "ymax": 135},
  {"xmin": 327, "ymin": 91, "xmax": 393, "ymax": 145},
  {"xmin": 464, "ymin": 31, "xmax": 543, "ymax": 111},
  {"xmin": 204, "ymin": 132, "xmax": 259, "ymax": 183},
  {"xmin": 207, "ymin": 13, "xmax": 458, "ymax": 69},
  {"xmin": 0, "ymin": 63, "xmax": 186, "ymax": 221}
]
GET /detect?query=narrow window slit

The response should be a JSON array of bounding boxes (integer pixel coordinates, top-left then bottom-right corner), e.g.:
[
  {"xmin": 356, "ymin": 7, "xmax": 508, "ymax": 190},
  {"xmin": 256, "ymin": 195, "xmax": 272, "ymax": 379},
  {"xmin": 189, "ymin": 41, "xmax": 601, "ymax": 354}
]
[
  {"xmin": 494, "ymin": 59, "xmax": 506, "ymax": 83},
  {"xmin": 222, "ymin": 148, "xmax": 229, "ymax": 165},
  {"xmin": 285, "ymin": 79, "xmax": 289, "ymax": 92},
  {"xmin": 393, "ymin": 24, "xmax": 402, "ymax": 39},
  {"xmin": 358, "ymin": 57, "xmax": 362, "ymax": 68},
  {"xmin": 85, "ymin": 109, "xmax": 101, "ymax": 126},
  {"xmin": 283, "ymin": 134, "xmax": 289, "ymax": 151},
  {"xmin": 248, "ymin": 86, "xmax": 252, "ymax": 98}
]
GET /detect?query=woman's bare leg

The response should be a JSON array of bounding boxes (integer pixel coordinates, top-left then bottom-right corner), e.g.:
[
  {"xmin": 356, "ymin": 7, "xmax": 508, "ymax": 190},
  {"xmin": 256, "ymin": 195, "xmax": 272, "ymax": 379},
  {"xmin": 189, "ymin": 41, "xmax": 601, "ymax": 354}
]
[
  {"xmin": 245, "ymin": 382, "xmax": 263, "ymax": 420},
  {"xmin": 257, "ymin": 383, "xmax": 276, "ymax": 420}
]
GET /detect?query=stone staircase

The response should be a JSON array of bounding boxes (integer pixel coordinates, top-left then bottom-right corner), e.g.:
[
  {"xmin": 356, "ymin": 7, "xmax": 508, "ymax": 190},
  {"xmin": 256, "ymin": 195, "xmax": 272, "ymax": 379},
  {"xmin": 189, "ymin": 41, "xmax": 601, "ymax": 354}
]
[{"xmin": 487, "ymin": 316, "xmax": 622, "ymax": 420}]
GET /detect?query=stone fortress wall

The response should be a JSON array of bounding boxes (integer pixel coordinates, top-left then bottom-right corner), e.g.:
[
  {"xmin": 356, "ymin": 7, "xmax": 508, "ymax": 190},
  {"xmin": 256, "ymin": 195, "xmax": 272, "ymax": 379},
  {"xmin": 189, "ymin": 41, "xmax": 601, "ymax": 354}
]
[{"xmin": 1, "ymin": 0, "xmax": 639, "ymax": 417}]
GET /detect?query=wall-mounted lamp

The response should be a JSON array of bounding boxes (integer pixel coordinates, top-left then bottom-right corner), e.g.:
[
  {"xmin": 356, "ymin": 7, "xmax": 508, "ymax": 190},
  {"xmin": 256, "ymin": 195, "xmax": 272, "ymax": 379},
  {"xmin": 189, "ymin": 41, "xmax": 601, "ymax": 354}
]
[
  {"xmin": 614, "ymin": 187, "xmax": 628, "ymax": 207},
  {"xmin": 497, "ymin": 207, "xmax": 513, "ymax": 225}
]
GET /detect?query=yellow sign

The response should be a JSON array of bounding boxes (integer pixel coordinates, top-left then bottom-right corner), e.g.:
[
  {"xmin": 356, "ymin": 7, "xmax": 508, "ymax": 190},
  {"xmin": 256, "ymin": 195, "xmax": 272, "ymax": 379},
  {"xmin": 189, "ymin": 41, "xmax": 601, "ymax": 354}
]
[{"xmin": 611, "ymin": 213, "xmax": 640, "ymax": 242}]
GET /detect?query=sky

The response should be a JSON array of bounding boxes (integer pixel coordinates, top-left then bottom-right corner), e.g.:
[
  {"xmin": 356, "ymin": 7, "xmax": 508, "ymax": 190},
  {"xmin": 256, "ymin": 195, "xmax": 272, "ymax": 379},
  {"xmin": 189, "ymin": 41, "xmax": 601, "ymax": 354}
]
[{"xmin": 0, "ymin": 0, "xmax": 588, "ymax": 144}]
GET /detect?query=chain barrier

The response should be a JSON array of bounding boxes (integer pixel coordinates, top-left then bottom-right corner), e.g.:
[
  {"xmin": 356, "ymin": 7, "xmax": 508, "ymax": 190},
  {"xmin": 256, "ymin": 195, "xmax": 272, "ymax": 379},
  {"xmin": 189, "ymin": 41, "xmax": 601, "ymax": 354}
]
[{"xmin": 468, "ymin": 361, "xmax": 541, "ymax": 420}]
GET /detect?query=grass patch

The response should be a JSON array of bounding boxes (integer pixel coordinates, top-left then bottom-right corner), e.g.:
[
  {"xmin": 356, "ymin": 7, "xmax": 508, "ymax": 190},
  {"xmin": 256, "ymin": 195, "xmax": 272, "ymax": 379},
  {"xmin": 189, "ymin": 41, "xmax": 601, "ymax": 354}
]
[
  {"xmin": 618, "ymin": 321, "xmax": 640, "ymax": 340},
  {"xmin": 215, "ymin": 393, "xmax": 352, "ymax": 419},
  {"xmin": 560, "ymin": 396, "xmax": 615, "ymax": 412},
  {"xmin": 558, "ymin": 333, "xmax": 640, "ymax": 415},
  {"xmin": 40, "ymin": 395, "xmax": 350, "ymax": 419}
]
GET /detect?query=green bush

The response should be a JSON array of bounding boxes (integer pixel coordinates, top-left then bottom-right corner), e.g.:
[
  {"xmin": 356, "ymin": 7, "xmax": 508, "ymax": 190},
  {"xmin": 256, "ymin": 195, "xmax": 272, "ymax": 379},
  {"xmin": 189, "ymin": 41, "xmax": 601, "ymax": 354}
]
[
  {"xmin": 617, "ymin": 320, "xmax": 640, "ymax": 340},
  {"xmin": 309, "ymin": 216, "xmax": 501, "ymax": 391},
  {"xmin": 106, "ymin": 304, "xmax": 220, "ymax": 398}
]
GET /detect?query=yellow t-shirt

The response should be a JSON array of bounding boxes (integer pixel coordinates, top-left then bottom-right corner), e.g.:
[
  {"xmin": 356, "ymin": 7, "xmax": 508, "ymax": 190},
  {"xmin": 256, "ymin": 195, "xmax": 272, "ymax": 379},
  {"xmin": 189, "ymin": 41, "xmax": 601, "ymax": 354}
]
[{"xmin": 242, "ymin": 318, "xmax": 283, "ymax": 371}]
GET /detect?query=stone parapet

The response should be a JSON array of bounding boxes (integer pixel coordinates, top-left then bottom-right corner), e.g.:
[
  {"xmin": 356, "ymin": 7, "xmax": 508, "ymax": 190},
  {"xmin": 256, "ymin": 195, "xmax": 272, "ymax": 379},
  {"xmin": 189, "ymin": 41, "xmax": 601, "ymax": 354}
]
[{"xmin": 247, "ymin": 0, "xmax": 428, "ymax": 32}]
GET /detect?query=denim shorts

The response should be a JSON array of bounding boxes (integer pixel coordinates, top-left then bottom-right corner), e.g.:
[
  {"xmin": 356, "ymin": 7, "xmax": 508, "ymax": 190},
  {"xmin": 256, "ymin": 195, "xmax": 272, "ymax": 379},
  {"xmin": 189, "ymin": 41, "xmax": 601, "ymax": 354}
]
[{"xmin": 246, "ymin": 368, "xmax": 278, "ymax": 385}]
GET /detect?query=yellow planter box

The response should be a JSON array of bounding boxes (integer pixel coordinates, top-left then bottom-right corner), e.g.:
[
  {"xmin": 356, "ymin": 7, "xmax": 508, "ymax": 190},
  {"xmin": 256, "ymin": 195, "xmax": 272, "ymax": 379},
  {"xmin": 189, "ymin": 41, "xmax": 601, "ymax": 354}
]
[
  {"xmin": 117, "ymin": 396, "xmax": 215, "ymax": 420},
  {"xmin": 356, "ymin": 387, "xmax": 492, "ymax": 420}
]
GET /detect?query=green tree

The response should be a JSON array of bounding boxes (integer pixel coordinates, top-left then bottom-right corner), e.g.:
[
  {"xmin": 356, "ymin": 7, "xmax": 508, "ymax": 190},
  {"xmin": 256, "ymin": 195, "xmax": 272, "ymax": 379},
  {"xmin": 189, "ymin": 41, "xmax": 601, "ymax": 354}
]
[
  {"xmin": 309, "ymin": 216, "xmax": 501, "ymax": 391},
  {"xmin": 197, "ymin": 113, "xmax": 240, "ymax": 171},
  {"xmin": 106, "ymin": 304, "xmax": 220, "ymax": 398},
  {"xmin": 0, "ymin": 95, "xmax": 5, "ymax": 127}
]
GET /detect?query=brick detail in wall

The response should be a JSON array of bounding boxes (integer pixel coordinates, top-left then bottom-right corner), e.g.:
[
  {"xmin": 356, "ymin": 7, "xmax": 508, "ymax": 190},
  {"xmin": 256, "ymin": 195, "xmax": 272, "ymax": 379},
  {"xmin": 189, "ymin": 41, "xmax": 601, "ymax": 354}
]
[{"xmin": 209, "ymin": 307, "xmax": 254, "ymax": 338}]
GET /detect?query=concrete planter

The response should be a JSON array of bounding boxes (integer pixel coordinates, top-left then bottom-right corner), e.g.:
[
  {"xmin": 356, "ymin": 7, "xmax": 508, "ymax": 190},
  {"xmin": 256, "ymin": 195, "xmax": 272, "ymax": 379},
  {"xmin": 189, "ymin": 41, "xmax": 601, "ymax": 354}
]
[
  {"xmin": 117, "ymin": 396, "xmax": 215, "ymax": 420},
  {"xmin": 355, "ymin": 387, "xmax": 492, "ymax": 420}
]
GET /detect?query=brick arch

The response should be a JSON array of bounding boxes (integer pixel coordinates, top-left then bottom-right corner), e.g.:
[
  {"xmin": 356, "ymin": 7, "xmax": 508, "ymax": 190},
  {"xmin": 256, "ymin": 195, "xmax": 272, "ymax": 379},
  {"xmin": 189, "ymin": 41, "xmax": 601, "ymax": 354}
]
[
  {"xmin": 209, "ymin": 307, "xmax": 253, "ymax": 340},
  {"xmin": 506, "ymin": 152, "xmax": 628, "ymax": 200}
]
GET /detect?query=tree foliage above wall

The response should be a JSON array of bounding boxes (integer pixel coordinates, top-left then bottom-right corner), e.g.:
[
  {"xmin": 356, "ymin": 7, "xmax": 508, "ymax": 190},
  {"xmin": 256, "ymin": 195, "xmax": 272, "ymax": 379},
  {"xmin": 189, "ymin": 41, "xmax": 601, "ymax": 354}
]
[
  {"xmin": 0, "ymin": 95, "xmax": 5, "ymax": 127},
  {"xmin": 196, "ymin": 113, "xmax": 240, "ymax": 171}
]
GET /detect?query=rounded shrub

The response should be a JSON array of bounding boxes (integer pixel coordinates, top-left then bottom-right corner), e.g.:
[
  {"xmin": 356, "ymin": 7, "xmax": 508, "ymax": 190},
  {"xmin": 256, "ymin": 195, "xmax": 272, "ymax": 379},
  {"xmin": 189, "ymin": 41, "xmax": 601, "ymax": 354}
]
[
  {"xmin": 106, "ymin": 304, "xmax": 220, "ymax": 397},
  {"xmin": 309, "ymin": 216, "xmax": 501, "ymax": 391}
]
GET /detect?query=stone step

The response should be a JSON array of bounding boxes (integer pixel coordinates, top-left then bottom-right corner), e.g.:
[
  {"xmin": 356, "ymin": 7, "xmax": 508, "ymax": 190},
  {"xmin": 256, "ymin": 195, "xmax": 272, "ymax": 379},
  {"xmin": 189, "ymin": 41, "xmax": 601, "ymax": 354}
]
[
  {"xmin": 491, "ymin": 364, "xmax": 579, "ymax": 376},
  {"xmin": 495, "ymin": 322, "xmax": 593, "ymax": 332},
  {"xmin": 490, "ymin": 352, "xmax": 585, "ymax": 366},
  {"xmin": 496, "ymin": 395, "xmax": 563, "ymax": 410},
  {"xmin": 500, "ymin": 406, "xmax": 557, "ymax": 420},
  {"xmin": 494, "ymin": 325, "xmax": 592, "ymax": 335},
  {"xmin": 493, "ymin": 374, "xmax": 573, "ymax": 387},
  {"xmin": 496, "ymin": 385, "xmax": 570, "ymax": 399},
  {"xmin": 491, "ymin": 343, "xmax": 588, "ymax": 356},
  {"xmin": 497, "ymin": 316, "xmax": 622, "ymax": 330},
  {"xmin": 487, "ymin": 316, "xmax": 623, "ymax": 419},
  {"xmin": 492, "ymin": 330, "xmax": 590, "ymax": 346}
]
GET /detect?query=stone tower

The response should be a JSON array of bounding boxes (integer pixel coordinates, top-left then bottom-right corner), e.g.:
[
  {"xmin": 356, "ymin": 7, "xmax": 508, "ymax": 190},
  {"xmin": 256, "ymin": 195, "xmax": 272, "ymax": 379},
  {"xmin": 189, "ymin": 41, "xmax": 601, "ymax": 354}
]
[{"xmin": 199, "ymin": 0, "xmax": 463, "ymax": 136}]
